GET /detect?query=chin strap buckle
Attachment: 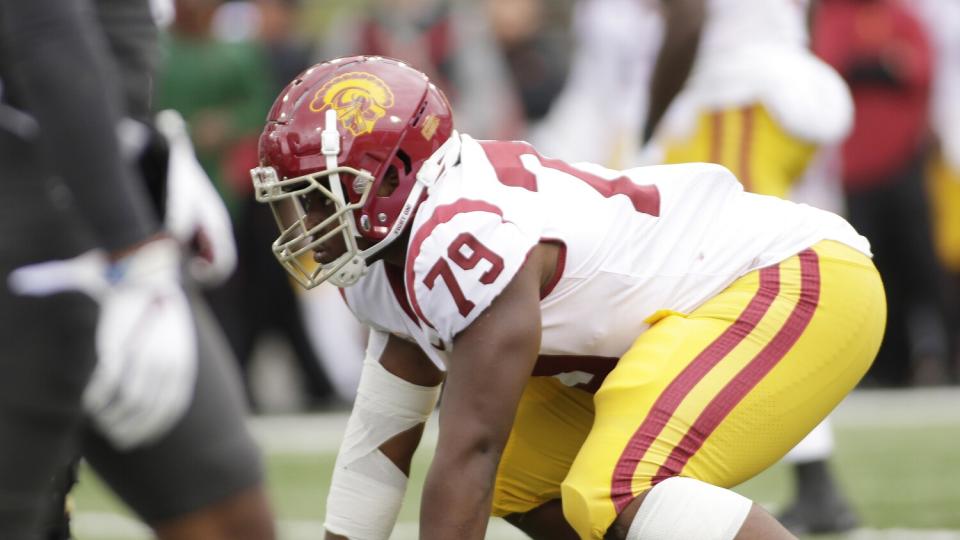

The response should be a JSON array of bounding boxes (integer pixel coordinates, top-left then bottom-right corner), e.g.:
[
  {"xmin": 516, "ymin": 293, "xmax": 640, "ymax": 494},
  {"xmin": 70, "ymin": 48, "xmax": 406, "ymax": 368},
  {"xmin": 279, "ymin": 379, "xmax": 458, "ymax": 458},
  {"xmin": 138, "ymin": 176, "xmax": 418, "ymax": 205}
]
[{"xmin": 321, "ymin": 109, "xmax": 340, "ymax": 156}]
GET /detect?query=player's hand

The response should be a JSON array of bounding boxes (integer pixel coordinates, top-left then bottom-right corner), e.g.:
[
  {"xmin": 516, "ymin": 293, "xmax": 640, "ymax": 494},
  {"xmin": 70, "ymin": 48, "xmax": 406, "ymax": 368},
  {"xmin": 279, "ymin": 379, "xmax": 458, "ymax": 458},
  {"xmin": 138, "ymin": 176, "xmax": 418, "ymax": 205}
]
[
  {"xmin": 8, "ymin": 236, "xmax": 198, "ymax": 450},
  {"xmin": 157, "ymin": 109, "xmax": 237, "ymax": 286},
  {"xmin": 90, "ymin": 236, "xmax": 198, "ymax": 449}
]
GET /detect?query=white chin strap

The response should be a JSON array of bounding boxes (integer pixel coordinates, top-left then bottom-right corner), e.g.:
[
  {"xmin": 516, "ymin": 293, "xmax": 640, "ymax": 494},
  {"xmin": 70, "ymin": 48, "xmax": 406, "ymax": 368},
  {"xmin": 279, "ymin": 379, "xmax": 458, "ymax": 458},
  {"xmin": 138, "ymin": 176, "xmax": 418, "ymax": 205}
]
[{"xmin": 322, "ymin": 109, "xmax": 360, "ymax": 239}]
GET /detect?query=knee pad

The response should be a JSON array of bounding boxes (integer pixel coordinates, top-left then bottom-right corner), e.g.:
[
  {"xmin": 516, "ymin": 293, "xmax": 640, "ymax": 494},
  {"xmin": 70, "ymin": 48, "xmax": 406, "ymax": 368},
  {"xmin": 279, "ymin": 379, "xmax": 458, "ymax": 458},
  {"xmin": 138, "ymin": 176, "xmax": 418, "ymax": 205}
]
[
  {"xmin": 626, "ymin": 477, "xmax": 752, "ymax": 540},
  {"xmin": 324, "ymin": 331, "xmax": 442, "ymax": 540}
]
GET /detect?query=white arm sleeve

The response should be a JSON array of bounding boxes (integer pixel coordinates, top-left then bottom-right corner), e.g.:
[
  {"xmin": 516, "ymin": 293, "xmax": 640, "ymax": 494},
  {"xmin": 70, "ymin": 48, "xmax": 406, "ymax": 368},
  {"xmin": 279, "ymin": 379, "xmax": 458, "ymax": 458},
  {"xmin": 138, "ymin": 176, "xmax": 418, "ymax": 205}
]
[{"xmin": 324, "ymin": 329, "xmax": 442, "ymax": 539}]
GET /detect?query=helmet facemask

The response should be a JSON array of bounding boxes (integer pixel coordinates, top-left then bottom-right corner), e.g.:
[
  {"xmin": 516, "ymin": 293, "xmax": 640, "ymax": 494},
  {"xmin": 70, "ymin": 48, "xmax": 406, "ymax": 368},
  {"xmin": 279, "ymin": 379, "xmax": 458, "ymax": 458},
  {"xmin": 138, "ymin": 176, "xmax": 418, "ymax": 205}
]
[{"xmin": 251, "ymin": 162, "xmax": 373, "ymax": 288}]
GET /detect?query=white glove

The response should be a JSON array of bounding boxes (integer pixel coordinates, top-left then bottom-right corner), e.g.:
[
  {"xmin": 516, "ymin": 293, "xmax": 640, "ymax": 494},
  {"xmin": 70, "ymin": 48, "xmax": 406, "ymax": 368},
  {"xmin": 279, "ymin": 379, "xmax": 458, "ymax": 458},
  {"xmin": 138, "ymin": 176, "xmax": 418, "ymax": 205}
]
[
  {"xmin": 8, "ymin": 237, "xmax": 198, "ymax": 450},
  {"xmin": 156, "ymin": 109, "xmax": 238, "ymax": 286}
]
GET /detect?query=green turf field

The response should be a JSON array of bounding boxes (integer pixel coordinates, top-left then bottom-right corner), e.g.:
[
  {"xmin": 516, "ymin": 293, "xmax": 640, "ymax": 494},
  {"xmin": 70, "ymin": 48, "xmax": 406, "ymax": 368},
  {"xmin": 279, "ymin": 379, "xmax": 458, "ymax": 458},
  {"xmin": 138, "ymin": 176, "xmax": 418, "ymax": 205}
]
[{"xmin": 71, "ymin": 388, "xmax": 960, "ymax": 539}]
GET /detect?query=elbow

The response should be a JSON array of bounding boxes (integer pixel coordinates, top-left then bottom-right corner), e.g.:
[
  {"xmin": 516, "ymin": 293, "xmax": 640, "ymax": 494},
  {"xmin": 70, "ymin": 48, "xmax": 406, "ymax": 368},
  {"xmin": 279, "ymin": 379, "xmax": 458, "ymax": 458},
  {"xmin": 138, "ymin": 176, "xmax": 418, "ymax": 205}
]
[
  {"xmin": 435, "ymin": 421, "xmax": 507, "ymax": 477},
  {"xmin": 442, "ymin": 431, "xmax": 505, "ymax": 466}
]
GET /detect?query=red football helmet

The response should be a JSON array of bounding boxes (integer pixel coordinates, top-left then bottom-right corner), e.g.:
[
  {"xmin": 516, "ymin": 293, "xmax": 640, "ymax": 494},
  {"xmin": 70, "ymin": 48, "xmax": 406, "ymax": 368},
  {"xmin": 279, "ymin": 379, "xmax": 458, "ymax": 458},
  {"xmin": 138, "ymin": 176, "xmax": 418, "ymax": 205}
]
[{"xmin": 251, "ymin": 56, "xmax": 454, "ymax": 288}]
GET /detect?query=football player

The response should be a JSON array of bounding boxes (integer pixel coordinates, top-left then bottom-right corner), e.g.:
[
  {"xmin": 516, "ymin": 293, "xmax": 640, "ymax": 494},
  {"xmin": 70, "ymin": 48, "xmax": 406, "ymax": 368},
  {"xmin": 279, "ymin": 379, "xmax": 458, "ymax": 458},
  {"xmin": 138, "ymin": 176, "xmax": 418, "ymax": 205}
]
[
  {"xmin": 251, "ymin": 56, "xmax": 885, "ymax": 540},
  {"xmin": 0, "ymin": 0, "xmax": 273, "ymax": 538},
  {"xmin": 641, "ymin": 0, "xmax": 853, "ymax": 198}
]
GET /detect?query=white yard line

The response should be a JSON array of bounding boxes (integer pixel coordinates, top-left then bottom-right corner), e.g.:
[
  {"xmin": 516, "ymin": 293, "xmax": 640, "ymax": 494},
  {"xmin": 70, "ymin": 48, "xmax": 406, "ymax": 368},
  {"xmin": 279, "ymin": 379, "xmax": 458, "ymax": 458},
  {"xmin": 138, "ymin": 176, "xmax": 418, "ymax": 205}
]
[
  {"xmin": 249, "ymin": 387, "xmax": 960, "ymax": 455},
  {"xmin": 73, "ymin": 512, "xmax": 960, "ymax": 540},
  {"xmin": 72, "ymin": 512, "xmax": 529, "ymax": 540}
]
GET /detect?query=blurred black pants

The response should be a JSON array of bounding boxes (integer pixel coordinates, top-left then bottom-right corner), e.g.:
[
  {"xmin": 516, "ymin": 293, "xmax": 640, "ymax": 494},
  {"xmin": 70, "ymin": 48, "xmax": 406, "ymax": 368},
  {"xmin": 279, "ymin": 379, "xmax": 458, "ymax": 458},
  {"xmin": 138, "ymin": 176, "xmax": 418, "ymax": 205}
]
[{"xmin": 845, "ymin": 150, "xmax": 952, "ymax": 386}]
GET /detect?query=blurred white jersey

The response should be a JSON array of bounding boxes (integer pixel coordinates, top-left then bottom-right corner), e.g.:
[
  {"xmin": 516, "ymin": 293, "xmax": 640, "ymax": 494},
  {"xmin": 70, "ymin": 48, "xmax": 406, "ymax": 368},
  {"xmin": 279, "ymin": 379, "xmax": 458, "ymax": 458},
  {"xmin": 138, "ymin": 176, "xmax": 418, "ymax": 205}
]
[
  {"xmin": 654, "ymin": 0, "xmax": 852, "ymax": 146},
  {"xmin": 699, "ymin": 0, "xmax": 809, "ymax": 52},
  {"xmin": 343, "ymin": 135, "xmax": 869, "ymax": 370},
  {"xmin": 529, "ymin": 0, "xmax": 662, "ymax": 167}
]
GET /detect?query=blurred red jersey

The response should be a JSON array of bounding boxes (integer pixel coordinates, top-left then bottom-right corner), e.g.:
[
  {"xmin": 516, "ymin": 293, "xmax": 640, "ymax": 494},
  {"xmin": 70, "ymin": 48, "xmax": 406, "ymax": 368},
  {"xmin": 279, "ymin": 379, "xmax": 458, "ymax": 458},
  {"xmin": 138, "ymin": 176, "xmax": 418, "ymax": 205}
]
[{"xmin": 814, "ymin": 0, "xmax": 933, "ymax": 189}]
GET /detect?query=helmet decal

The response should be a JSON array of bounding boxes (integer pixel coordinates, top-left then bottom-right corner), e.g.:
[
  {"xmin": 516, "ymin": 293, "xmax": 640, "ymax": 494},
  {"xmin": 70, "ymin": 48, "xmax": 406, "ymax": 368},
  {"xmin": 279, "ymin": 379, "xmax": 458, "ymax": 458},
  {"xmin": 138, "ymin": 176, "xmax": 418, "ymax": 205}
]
[
  {"xmin": 420, "ymin": 114, "xmax": 440, "ymax": 140},
  {"xmin": 309, "ymin": 72, "xmax": 395, "ymax": 136}
]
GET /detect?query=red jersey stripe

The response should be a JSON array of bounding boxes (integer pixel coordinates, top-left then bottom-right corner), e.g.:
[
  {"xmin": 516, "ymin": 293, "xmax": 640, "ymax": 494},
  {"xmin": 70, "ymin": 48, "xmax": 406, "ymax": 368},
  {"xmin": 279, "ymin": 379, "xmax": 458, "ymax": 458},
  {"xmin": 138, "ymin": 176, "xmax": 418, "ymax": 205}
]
[{"xmin": 650, "ymin": 249, "xmax": 821, "ymax": 484}]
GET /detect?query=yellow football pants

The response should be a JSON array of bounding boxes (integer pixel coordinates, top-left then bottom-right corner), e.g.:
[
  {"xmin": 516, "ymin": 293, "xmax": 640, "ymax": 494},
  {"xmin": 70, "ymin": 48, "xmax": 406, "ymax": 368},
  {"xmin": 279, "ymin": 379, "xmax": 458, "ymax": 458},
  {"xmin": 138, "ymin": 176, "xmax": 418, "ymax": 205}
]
[
  {"xmin": 492, "ymin": 240, "xmax": 885, "ymax": 539},
  {"xmin": 927, "ymin": 152, "xmax": 960, "ymax": 273},
  {"xmin": 662, "ymin": 105, "xmax": 817, "ymax": 198}
]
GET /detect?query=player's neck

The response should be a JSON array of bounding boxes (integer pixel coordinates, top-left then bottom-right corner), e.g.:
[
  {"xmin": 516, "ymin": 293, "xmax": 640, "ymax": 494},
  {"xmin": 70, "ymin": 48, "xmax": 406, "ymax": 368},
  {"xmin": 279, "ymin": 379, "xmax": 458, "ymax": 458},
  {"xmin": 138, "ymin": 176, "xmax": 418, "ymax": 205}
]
[{"xmin": 372, "ymin": 228, "xmax": 410, "ymax": 268}]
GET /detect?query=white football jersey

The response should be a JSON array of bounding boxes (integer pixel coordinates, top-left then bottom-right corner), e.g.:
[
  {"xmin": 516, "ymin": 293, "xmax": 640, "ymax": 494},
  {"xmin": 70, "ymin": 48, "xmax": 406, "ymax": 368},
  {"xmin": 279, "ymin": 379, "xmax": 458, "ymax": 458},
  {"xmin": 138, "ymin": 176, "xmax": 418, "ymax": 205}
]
[
  {"xmin": 342, "ymin": 135, "xmax": 870, "ymax": 380},
  {"xmin": 700, "ymin": 0, "xmax": 809, "ymax": 53},
  {"xmin": 655, "ymin": 0, "xmax": 852, "ymax": 146},
  {"xmin": 528, "ymin": 0, "xmax": 662, "ymax": 168}
]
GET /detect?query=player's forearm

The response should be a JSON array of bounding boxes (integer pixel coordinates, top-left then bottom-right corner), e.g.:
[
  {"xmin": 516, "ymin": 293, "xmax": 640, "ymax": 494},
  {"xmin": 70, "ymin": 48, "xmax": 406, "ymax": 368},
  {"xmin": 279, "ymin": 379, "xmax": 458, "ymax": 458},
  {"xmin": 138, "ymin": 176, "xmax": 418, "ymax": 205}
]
[
  {"xmin": 643, "ymin": 0, "xmax": 705, "ymax": 143},
  {"xmin": 0, "ymin": 0, "xmax": 159, "ymax": 252},
  {"xmin": 416, "ymin": 249, "xmax": 546, "ymax": 539},
  {"xmin": 420, "ymin": 448, "xmax": 499, "ymax": 540},
  {"xmin": 417, "ymin": 357, "xmax": 522, "ymax": 540}
]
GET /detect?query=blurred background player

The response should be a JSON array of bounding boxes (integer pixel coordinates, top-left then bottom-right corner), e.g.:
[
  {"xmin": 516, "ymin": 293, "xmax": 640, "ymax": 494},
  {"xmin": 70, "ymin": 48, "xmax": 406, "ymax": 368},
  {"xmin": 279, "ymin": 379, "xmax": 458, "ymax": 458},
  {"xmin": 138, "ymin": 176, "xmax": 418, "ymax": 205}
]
[
  {"xmin": 813, "ymin": 0, "xmax": 953, "ymax": 388},
  {"xmin": 642, "ymin": 0, "xmax": 851, "ymax": 197},
  {"xmin": 327, "ymin": 0, "xmax": 522, "ymax": 139},
  {"xmin": 528, "ymin": 0, "xmax": 661, "ymax": 168},
  {"xmin": 0, "ymin": 0, "xmax": 179, "ymax": 533},
  {"xmin": 0, "ymin": 0, "xmax": 275, "ymax": 538}
]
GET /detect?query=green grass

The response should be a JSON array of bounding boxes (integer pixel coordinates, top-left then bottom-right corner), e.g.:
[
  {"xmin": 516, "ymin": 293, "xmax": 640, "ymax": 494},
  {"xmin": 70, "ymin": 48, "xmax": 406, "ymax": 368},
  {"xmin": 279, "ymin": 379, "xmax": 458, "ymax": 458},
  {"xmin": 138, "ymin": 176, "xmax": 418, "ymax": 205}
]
[
  {"xmin": 736, "ymin": 424, "xmax": 960, "ymax": 531},
  {"xmin": 72, "ymin": 419, "xmax": 960, "ymax": 539}
]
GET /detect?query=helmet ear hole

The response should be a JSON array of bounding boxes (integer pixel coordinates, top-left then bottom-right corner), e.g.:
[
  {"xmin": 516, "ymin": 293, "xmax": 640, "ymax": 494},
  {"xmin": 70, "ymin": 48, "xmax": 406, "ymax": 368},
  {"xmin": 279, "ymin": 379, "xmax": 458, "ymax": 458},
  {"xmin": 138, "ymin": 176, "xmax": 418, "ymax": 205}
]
[
  {"xmin": 395, "ymin": 149, "xmax": 412, "ymax": 175},
  {"xmin": 377, "ymin": 165, "xmax": 401, "ymax": 197}
]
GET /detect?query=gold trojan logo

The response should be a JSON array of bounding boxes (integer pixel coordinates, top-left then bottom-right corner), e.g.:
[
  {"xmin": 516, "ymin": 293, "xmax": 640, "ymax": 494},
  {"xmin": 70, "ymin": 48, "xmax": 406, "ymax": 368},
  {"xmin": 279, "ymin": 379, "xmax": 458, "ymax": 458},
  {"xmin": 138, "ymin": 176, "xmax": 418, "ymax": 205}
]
[{"xmin": 309, "ymin": 72, "xmax": 395, "ymax": 136}]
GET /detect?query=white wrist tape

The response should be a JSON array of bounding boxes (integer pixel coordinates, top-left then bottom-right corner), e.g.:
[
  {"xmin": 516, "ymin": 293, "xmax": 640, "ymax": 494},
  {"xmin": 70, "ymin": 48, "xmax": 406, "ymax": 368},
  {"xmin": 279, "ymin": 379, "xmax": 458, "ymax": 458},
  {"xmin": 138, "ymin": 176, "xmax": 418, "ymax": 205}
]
[
  {"xmin": 324, "ymin": 331, "xmax": 441, "ymax": 540},
  {"xmin": 626, "ymin": 477, "xmax": 752, "ymax": 540}
]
